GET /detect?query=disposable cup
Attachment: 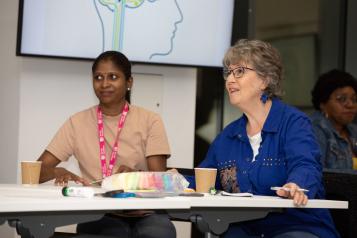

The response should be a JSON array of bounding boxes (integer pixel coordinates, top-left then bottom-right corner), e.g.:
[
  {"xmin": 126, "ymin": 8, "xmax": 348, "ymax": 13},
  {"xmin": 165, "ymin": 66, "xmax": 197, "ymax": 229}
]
[
  {"xmin": 21, "ymin": 161, "xmax": 42, "ymax": 185},
  {"xmin": 194, "ymin": 168, "xmax": 217, "ymax": 193}
]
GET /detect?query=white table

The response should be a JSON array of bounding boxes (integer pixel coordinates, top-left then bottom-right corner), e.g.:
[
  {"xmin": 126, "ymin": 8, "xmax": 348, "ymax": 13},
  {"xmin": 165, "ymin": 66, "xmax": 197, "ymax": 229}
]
[
  {"xmin": 0, "ymin": 184, "xmax": 348, "ymax": 238},
  {"xmin": 0, "ymin": 184, "xmax": 189, "ymax": 238},
  {"xmin": 169, "ymin": 194, "xmax": 348, "ymax": 236}
]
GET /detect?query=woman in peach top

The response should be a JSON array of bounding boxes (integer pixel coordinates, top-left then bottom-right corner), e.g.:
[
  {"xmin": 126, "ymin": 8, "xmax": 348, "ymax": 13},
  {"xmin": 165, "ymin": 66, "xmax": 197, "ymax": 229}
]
[{"xmin": 37, "ymin": 51, "xmax": 175, "ymax": 238}]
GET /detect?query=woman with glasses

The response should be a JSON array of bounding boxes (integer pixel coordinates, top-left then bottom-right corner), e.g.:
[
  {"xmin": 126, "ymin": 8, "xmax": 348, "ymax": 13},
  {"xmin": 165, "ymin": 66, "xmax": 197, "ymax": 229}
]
[
  {"xmin": 311, "ymin": 69, "xmax": 357, "ymax": 170},
  {"xmin": 188, "ymin": 39, "xmax": 339, "ymax": 237}
]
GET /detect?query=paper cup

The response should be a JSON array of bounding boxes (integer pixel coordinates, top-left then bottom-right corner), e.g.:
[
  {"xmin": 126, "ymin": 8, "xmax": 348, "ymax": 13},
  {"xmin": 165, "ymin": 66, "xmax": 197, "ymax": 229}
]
[
  {"xmin": 195, "ymin": 168, "xmax": 217, "ymax": 193},
  {"xmin": 21, "ymin": 161, "xmax": 42, "ymax": 185}
]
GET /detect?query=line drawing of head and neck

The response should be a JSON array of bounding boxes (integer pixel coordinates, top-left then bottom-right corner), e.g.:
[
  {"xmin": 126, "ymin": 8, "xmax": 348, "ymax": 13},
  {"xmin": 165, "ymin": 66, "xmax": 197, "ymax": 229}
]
[{"xmin": 93, "ymin": 0, "xmax": 183, "ymax": 61}]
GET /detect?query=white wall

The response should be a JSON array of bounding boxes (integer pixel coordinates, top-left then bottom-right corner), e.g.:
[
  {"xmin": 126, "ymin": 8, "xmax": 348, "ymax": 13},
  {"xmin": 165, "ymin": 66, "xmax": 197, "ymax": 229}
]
[
  {"xmin": 0, "ymin": 1, "xmax": 21, "ymax": 183},
  {"xmin": 132, "ymin": 65, "xmax": 197, "ymax": 169},
  {"xmin": 0, "ymin": 0, "xmax": 21, "ymax": 237},
  {"xmin": 1, "ymin": 0, "xmax": 196, "ymax": 237}
]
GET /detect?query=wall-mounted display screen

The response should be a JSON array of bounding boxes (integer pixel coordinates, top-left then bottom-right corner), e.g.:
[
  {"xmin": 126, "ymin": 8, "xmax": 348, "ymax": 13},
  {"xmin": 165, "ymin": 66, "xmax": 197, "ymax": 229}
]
[{"xmin": 17, "ymin": 0, "xmax": 235, "ymax": 67}]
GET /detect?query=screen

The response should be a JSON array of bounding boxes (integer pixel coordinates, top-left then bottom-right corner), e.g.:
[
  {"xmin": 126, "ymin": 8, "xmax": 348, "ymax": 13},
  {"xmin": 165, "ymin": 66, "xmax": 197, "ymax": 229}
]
[{"xmin": 17, "ymin": 0, "xmax": 235, "ymax": 67}]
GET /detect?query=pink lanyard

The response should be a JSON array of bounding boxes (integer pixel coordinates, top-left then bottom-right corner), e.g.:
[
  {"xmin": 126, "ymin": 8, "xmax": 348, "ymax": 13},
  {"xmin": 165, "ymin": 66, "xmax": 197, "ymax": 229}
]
[{"xmin": 97, "ymin": 103, "xmax": 129, "ymax": 178}]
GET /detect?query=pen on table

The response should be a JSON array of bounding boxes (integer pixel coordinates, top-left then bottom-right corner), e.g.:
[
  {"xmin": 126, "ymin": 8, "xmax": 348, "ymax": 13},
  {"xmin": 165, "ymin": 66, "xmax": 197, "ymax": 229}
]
[
  {"xmin": 89, "ymin": 179, "xmax": 103, "ymax": 185},
  {"xmin": 270, "ymin": 186, "xmax": 309, "ymax": 192}
]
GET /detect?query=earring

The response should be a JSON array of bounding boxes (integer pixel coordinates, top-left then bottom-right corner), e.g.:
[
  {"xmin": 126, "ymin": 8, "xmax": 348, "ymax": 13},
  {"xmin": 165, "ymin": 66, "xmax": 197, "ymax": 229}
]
[
  {"xmin": 127, "ymin": 88, "xmax": 131, "ymax": 91},
  {"xmin": 260, "ymin": 92, "xmax": 268, "ymax": 104}
]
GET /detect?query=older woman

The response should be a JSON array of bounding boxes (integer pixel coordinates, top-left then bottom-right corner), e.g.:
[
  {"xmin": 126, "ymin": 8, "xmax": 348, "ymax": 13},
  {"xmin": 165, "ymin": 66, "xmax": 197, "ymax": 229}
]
[
  {"xmin": 190, "ymin": 39, "xmax": 339, "ymax": 238},
  {"xmin": 311, "ymin": 69, "xmax": 357, "ymax": 170}
]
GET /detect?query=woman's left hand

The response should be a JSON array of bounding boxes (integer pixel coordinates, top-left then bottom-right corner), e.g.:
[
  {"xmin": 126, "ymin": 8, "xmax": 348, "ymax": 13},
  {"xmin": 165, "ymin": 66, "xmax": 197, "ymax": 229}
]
[{"xmin": 275, "ymin": 182, "xmax": 308, "ymax": 206}]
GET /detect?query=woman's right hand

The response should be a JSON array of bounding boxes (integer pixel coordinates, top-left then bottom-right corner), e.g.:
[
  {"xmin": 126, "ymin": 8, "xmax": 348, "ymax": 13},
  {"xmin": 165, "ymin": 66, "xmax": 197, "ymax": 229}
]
[
  {"xmin": 275, "ymin": 182, "xmax": 308, "ymax": 206},
  {"xmin": 38, "ymin": 151, "xmax": 90, "ymax": 186},
  {"xmin": 53, "ymin": 167, "xmax": 89, "ymax": 186}
]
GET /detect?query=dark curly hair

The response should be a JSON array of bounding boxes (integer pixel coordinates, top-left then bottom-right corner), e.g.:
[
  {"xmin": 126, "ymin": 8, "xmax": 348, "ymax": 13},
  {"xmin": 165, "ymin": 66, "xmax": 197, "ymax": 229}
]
[
  {"xmin": 311, "ymin": 69, "xmax": 357, "ymax": 110},
  {"xmin": 92, "ymin": 51, "xmax": 132, "ymax": 102}
]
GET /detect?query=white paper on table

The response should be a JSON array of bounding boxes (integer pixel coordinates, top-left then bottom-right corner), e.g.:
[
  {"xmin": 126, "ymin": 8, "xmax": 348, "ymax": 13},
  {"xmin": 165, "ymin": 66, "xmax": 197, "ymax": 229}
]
[{"xmin": 220, "ymin": 191, "xmax": 253, "ymax": 197}]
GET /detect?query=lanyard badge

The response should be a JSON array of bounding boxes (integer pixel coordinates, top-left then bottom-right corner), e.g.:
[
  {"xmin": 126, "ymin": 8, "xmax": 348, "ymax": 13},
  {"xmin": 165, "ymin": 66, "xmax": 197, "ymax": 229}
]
[{"xmin": 97, "ymin": 103, "xmax": 129, "ymax": 178}]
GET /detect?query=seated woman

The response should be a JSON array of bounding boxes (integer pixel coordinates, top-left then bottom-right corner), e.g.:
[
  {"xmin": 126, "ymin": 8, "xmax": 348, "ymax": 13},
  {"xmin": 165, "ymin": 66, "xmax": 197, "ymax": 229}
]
[
  {"xmin": 187, "ymin": 39, "xmax": 339, "ymax": 238},
  {"xmin": 37, "ymin": 51, "xmax": 176, "ymax": 238},
  {"xmin": 311, "ymin": 69, "xmax": 357, "ymax": 170}
]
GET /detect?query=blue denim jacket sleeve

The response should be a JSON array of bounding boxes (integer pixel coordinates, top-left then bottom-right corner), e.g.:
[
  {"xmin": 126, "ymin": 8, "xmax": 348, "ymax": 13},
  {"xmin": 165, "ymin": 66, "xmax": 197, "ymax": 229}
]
[
  {"xmin": 312, "ymin": 124, "xmax": 328, "ymax": 167},
  {"xmin": 310, "ymin": 111, "xmax": 356, "ymax": 170},
  {"xmin": 284, "ymin": 115, "xmax": 322, "ymax": 198}
]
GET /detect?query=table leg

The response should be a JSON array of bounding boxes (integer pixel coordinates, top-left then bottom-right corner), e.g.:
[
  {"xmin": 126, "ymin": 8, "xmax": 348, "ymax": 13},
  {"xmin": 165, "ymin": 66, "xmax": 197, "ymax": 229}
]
[
  {"xmin": 169, "ymin": 207, "xmax": 278, "ymax": 236},
  {"xmin": 4, "ymin": 211, "xmax": 104, "ymax": 238},
  {"xmin": 205, "ymin": 233, "xmax": 219, "ymax": 238}
]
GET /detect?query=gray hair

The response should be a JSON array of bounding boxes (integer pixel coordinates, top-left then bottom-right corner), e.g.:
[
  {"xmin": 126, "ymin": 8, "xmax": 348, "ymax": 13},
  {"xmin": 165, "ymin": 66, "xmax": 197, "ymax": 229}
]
[{"xmin": 223, "ymin": 39, "xmax": 283, "ymax": 98}]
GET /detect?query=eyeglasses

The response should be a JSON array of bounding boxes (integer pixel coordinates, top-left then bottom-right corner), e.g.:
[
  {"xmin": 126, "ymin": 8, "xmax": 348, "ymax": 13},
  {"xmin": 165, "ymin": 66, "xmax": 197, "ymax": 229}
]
[
  {"xmin": 334, "ymin": 94, "xmax": 357, "ymax": 106},
  {"xmin": 223, "ymin": 66, "xmax": 255, "ymax": 80}
]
